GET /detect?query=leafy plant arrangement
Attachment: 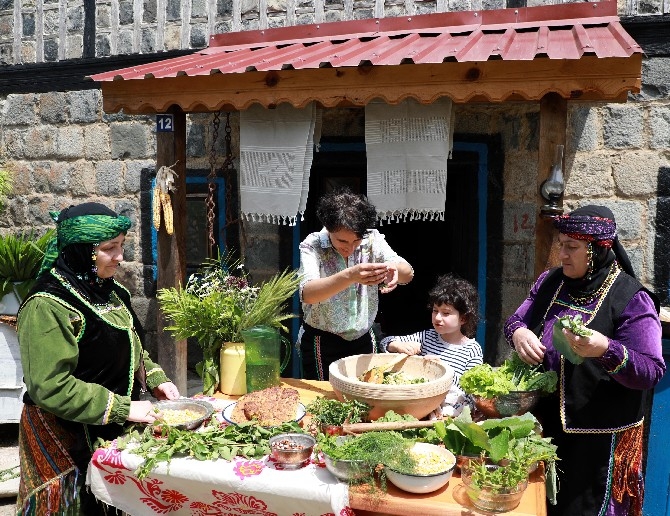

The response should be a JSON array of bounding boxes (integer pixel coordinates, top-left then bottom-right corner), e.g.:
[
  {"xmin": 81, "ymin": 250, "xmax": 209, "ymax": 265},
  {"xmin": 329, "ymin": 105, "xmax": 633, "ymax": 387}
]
[
  {"xmin": 110, "ymin": 419, "xmax": 304, "ymax": 480},
  {"xmin": 305, "ymin": 396, "xmax": 371, "ymax": 429},
  {"xmin": 459, "ymin": 352, "xmax": 558, "ymax": 399},
  {"xmin": 0, "ymin": 229, "xmax": 56, "ymax": 301},
  {"xmin": 435, "ymin": 407, "xmax": 559, "ymax": 504},
  {"xmin": 157, "ymin": 254, "xmax": 300, "ymax": 394},
  {"xmin": 552, "ymin": 314, "xmax": 592, "ymax": 365}
]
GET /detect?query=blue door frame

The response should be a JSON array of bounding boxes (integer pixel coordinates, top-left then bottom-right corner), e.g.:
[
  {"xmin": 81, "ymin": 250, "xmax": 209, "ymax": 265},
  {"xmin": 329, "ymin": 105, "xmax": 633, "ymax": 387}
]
[
  {"xmin": 643, "ymin": 338, "xmax": 670, "ymax": 515},
  {"xmin": 289, "ymin": 141, "xmax": 490, "ymax": 377}
]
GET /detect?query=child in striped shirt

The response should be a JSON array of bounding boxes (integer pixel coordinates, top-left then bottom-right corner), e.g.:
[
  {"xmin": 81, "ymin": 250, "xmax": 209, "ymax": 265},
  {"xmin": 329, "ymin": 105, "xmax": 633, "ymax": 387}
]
[{"xmin": 379, "ymin": 273, "xmax": 483, "ymax": 417}]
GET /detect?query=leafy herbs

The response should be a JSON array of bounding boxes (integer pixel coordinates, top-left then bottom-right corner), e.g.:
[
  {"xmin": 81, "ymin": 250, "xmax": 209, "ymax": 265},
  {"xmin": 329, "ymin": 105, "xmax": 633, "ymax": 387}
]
[
  {"xmin": 463, "ymin": 459, "xmax": 529, "ymax": 494},
  {"xmin": 157, "ymin": 254, "xmax": 300, "ymax": 394},
  {"xmin": 556, "ymin": 314, "xmax": 592, "ymax": 337},
  {"xmin": 111, "ymin": 419, "xmax": 304, "ymax": 479},
  {"xmin": 374, "ymin": 410, "xmax": 440, "ymax": 443},
  {"xmin": 305, "ymin": 397, "xmax": 370, "ymax": 427},
  {"xmin": 459, "ymin": 352, "xmax": 557, "ymax": 398}
]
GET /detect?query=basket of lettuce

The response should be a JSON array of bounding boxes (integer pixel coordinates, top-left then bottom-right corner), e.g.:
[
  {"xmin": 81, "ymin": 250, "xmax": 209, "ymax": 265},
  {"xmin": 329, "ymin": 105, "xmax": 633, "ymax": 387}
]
[{"xmin": 459, "ymin": 352, "xmax": 557, "ymax": 419}]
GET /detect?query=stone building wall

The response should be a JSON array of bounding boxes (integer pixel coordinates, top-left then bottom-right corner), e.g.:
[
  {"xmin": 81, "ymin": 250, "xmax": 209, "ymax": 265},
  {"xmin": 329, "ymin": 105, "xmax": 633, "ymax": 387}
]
[{"xmin": 1, "ymin": 0, "xmax": 669, "ymax": 359}]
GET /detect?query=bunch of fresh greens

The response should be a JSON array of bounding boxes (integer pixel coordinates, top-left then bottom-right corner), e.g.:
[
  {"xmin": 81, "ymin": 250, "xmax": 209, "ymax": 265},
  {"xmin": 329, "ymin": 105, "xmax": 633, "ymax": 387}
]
[
  {"xmin": 459, "ymin": 352, "xmax": 557, "ymax": 398},
  {"xmin": 110, "ymin": 419, "xmax": 304, "ymax": 479},
  {"xmin": 305, "ymin": 397, "xmax": 370, "ymax": 427},
  {"xmin": 157, "ymin": 253, "xmax": 300, "ymax": 394},
  {"xmin": 318, "ymin": 431, "xmax": 415, "ymax": 491}
]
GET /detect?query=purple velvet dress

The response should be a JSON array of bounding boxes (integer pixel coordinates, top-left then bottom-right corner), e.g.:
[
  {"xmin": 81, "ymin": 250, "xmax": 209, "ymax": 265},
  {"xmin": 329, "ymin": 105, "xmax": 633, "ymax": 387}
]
[{"xmin": 504, "ymin": 268, "xmax": 665, "ymax": 516}]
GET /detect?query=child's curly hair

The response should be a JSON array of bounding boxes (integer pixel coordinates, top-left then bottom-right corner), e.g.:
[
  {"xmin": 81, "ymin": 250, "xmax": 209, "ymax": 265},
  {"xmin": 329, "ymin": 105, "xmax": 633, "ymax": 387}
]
[{"xmin": 428, "ymin": 273, "xmax": 480, "ymax": 338}]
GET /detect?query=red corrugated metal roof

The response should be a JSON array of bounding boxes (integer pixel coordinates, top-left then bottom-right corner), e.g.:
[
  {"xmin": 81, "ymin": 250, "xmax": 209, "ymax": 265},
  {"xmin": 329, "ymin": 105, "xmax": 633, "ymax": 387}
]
[{"xmin": 91, "ymin": 1, "xmax": 641, "ymax": 83}]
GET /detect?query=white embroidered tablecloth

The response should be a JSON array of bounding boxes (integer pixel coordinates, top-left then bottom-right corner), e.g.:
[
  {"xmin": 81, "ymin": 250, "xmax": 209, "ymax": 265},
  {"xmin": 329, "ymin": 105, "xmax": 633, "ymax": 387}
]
[{"xmin": 87, "ymin": 439, "xmax": 351, "ymax": 516}]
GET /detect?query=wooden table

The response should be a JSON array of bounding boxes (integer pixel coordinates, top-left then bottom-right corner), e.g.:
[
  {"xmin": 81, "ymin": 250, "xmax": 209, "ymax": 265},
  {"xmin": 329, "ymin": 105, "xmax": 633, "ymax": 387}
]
[{"xmin": 216, "ymin": 378, "xmax": 548, "ymax": 516}]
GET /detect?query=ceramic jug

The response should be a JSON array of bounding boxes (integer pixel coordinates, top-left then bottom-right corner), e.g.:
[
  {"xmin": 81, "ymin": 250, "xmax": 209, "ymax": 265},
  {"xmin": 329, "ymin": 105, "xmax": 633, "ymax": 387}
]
[{"xmin": 241, "ymin": 325, "xmax": 290, "ymax": 393}]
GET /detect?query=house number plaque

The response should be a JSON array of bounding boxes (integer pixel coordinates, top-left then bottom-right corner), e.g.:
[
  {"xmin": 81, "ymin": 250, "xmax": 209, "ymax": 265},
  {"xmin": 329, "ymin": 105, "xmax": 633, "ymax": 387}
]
[{"xmin": 156, "ymin": 114, "xmax": 174, "ymax": 132}]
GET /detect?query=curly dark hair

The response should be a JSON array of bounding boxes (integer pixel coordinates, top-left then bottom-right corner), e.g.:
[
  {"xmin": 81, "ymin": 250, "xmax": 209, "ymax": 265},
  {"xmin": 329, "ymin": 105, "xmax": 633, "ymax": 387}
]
[
  {"xmin": 315, "ymin": 187, "xmax": 378, "ymax": 238},
  {"xmin": 428, "ymin": 273, "xmax": 480, "ymax": 338}
]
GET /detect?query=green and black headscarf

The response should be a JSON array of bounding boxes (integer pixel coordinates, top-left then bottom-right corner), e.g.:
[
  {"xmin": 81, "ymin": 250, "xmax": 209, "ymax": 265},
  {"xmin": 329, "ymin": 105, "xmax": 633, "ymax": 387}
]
[{"xmin": 39, "ymin": 202, "xmax": 131, "ymax": 303}]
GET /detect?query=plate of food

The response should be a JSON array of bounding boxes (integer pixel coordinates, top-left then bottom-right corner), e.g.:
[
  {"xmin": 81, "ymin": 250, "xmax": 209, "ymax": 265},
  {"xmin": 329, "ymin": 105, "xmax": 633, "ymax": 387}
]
[
  {"xmin": 152, "ymin": 399, "xmax": 214, "ymax": 430},
  {"xmin": 221, "ymin": 386, "xmax": 306, "ymax": 426}
]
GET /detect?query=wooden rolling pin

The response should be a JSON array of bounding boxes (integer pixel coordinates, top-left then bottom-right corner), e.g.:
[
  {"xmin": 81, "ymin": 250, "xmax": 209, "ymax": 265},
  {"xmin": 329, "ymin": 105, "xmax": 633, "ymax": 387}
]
[{"xmin": 342, "ymin": 419, "xmax": 439, "ymax": 433}]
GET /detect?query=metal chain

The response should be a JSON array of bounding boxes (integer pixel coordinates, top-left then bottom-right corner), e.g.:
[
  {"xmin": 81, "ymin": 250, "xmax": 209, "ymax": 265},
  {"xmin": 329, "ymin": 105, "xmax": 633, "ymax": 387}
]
[
  {"xmin": 206, "ymin": 112, "xmax": 221, "ymax": 258},
  {"xmin": 222, "ymin": 113, "xmax": 237, "ymax": 230}
]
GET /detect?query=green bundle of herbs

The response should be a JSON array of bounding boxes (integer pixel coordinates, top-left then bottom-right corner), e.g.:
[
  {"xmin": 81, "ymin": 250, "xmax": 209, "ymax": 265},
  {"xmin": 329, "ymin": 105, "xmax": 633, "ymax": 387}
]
[{"xmin": 305, "ymin": 397, "xmax": 370, "ymax": 427}]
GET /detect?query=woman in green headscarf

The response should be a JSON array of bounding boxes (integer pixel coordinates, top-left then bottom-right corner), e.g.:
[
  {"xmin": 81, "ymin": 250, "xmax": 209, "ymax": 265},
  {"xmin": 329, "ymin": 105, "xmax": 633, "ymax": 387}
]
[{"xmin": 15, "ymin": 202, "xmax": 180, "ymax": 515}]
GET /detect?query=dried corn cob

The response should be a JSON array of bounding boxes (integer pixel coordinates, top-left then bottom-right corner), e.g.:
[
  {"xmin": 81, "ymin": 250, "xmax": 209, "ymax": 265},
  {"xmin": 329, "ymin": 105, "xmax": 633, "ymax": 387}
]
[
  {"xmin": 160, "ymin": 191, "xmax": 174, "ymax": 235},
  {"xmin": 153, "ymin": 185, "xmax": 162, "ymax": 230}
]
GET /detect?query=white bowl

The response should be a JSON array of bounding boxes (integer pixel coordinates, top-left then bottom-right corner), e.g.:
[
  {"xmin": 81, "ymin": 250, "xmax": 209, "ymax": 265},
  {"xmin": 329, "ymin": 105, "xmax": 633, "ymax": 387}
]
[
  {"xmin": 384, "ymin": 443, "xmax": 456, "ymax": 494},
  {"xmin": 329, "ymin": 353, "xmax": 454, "ymax": 420}
]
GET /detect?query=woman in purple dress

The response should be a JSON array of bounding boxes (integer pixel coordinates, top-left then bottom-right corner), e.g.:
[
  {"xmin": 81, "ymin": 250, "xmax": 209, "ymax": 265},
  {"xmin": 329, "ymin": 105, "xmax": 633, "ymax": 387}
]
[{"xmin": 504, "ymin": 205, "xmax": 665, "ymax": 516}]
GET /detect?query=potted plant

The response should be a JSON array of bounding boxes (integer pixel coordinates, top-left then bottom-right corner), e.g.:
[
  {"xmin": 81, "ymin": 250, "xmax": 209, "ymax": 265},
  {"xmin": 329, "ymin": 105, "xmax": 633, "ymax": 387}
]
[
  {"xmin": 0, "ymin": 229, "xmax": 55, "ymax": 315},
  {"xmin": 157, "ymin": 255, "xmax": 300, "ymax": 395}
]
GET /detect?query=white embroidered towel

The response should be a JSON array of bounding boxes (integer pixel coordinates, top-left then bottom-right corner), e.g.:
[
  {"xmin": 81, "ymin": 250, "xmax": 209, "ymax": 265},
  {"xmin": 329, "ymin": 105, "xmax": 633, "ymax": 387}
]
[
  {"xmin": 240, "ymin": 103, "xmax": 320, "ymax": 225},
  {"xmin": 365, "ymin": 97, "xmax": 454, "ymax": 223}
]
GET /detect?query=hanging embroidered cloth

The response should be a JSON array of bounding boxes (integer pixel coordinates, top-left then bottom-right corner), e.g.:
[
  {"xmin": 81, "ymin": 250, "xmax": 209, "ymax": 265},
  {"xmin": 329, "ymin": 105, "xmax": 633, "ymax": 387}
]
[
  {"xmin": 240, "ymin": 103, "xmax": 321, "ymax": 225},
  {"xmin": 365, "ymin": 97, "xmax": 454, "ymax": 223}
]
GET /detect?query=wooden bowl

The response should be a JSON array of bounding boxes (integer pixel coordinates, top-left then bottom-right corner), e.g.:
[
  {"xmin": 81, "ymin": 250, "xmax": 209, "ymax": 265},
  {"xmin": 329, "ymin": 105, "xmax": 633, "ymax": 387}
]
[{"xmin": 328, "ymin": 354, "xmax": 454, "ymax": 420}]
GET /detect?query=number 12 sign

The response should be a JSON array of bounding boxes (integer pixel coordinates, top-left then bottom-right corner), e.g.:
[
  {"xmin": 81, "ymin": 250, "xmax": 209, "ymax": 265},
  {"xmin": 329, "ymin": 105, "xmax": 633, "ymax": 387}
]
[{"xmin": 156, "ymin": 114, "xmax": 174, "ymax": 132}]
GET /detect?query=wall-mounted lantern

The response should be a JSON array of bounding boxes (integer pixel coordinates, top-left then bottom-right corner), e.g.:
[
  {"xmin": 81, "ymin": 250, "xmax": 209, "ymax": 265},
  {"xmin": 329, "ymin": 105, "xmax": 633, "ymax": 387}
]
[{"xmin": 540, "ymin": 144, "xmax": 565, "ymax": 218}]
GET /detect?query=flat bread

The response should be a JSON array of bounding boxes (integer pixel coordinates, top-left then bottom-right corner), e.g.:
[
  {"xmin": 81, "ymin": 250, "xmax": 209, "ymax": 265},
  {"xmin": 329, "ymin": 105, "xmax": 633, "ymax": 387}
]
[{"xmin": 230, "ymin": 386, "xmax": 300, "ymax": 426}]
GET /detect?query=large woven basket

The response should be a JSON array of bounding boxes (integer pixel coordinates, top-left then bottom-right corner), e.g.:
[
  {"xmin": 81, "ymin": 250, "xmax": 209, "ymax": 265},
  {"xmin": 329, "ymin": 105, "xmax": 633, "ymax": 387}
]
[{"xmin": 328, "ymin": 353, "xmax": 454, "ymax": 420}]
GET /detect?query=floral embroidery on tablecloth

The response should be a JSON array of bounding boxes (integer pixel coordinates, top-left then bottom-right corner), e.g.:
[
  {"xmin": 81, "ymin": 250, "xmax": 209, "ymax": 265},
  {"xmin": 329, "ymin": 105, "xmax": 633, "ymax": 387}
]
[
  {"xmin": 124, "ymin": 477, "xmax": 190, "ymax": 513},
  {"xmin": 232, "ymin": 458, "xmax": 265, "ymax": 479},
  {"xmin": 202, "ymin": 491, "xmax": 277, "ymax": 515},
  {"xmin": 91, "ymin": 444, "xmax": 126, "ymax": 470}
]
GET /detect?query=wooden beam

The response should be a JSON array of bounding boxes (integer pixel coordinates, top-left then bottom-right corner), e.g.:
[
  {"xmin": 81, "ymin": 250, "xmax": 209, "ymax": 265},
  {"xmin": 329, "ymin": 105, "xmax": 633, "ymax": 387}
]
[
  {"xmin": 99, "ymin": 56, "xmax": 640, "ymax": 114},
  {"xmin": 155, "ymin": 106, "xmax": 188, "ymax": 395},
  {"xmin": 534, "ymin": 92, "xmax": 567, "ymax": 278}
]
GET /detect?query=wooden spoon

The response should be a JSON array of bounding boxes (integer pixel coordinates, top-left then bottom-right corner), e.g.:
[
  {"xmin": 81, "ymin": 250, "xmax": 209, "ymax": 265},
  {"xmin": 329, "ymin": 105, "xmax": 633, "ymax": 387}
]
[
  {"xmin": 358, "ymin": 354, "xmax": 409, "ymax": 384},
  {"xmin": 342, "ymin": 419, "xmax": 438, "ymax": 433}
]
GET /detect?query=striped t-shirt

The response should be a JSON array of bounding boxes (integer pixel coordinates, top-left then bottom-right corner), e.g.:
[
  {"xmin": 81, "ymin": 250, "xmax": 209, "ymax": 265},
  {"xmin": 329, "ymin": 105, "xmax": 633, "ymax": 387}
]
[{"xmin": 379, "ymin": 329, "xmax": 483, "ymax": 416}]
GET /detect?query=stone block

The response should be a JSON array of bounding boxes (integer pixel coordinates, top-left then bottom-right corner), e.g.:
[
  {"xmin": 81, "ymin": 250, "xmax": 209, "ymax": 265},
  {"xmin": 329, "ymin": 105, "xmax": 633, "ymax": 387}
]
[
  {"xmin": 125, "ymin": 160, "xmax": 154, "ymax": 193},
  {"xmin": 111, "ymin": 123, "xmax": 151, "ymax": 159},
  {"xmin": 190, "ymin": 24, "xmax": 207, "ymax": 48},
  {"xmin": 638, "ymin": 58, "xmax": 670, "ymax": 100},
  {"xmin": 268, "ymin": 15, "xmax": 287, "ymax": 28},
  {"xmin": 39, "ymin": 92, "xmax": 68, "ymax": 124},
  {"xmin": 43, "ymin": 38, "xmax": 59, "ymax": 62},
  {"xmin": 613, "ymin": 152, "xmax": 667, "ymax": 197},
  {"xmin": 22, "ymin": 13, "xmax": 35, "ymax": 37},
  {"xmin": 6, "ymin": 162, "xmax": 33, "ymax": 196},
  {"xmin": 649, "ymin": 105, "xmax": 670, "ymax": 150},
  {"xmin": 69, "ymin": 160, "xmax": 97, "ymax": 197},
  {"xmin": 324, "ymin": 9, "xmax": 344, "ymax": 22},
  {"xmin": 218, "ymin": 0, "xmax": 233, "ymax": 17},
  {"xmin": 67, "ymin": 5, "xmax": 84, "ymax": 32},
  {"xmin": 163, "ymin": 25, "xmax": 181, "ymax": 50},
  {"xmin": 3, "ymin": 94, "xmax": 37, "ymax": 126},
  {"xmin": 119, "ymin": 1, "xmax": 134, "ymax": 25},
  {"xmin": 46, "ymin": 162, "xmax": 74, "ymax": 193},
  {"xmin": 21, "ymin": 41, "xmax": 36, "ymax": 63},
  {"xmin": 267, "ymin": 0, "xmax": 287, "ymax": 11},
  {"xmin": 24, "ymin": 126, "xmax": 55, "ymax": 158},
  {"xmin": 567, "ymin": 152, "xmax": 615, "ymax": 198},
  {"xmin": 193, "ymin": 0, "xmax": 208, "ymax": 17},
  {"xmin": 96, "ymin": 5, "xmax": 111, "ymax": 28},
  {"xmin": 603, "ymin": 105, "xmax": 643, "ymax": 149},
  {"xmin": 26, "ymin": 195, "xmax": 57, "ymax": 226},
  {"xmin": 143, "ymin": 0, "xmax": 157, "ymax": 23},
  {"xmin": 167, "ymin": 0, "xmax": 181, "ymax": 21},
  {"xmin": 95, "ymin": 160, "xmax": 125, "ymax": 196},
  {"xmin": 56, "ymin": 126, "xmax": 85, "ymax": 158},
  {"xmin": 141, "ymin": 28, "xmax": 156, "ymax": 53},
  {"xmin": 43, "ymin": 8, "xmax": 59, "ymax": 35},
  {"xmin": 2, "ymin": 129, "xmax": 26, "ymax": 158},
  {"xmin": 95, "ymin": 33, "xmax": 111, "ymax": 57},
  {"xmin": 568, "ymin": 105, "xmax": 599, "ymax": 152},
  {"xmin": 118, "ymin": 30, "xmax": 134, "ymax": 54},
  {"xmin": 69, "ymin": 90, "xmax": 100, "ymax": 123},
  {"xmin": 84, "ymin": 125, "xmax": 110, "ymax": 160},
  {"xmin": 65, "ymin": 35, "xmax": 83, "ymax": 59}
]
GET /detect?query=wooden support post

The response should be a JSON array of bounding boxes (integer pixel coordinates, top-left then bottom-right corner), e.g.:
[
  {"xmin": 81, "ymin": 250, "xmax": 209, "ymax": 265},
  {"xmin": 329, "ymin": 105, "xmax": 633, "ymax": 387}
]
[
  {"xmin": 534, "ymin": 93, "xmax": 567, "ymax": 279},
  {"xmin": 155, "ymin": 106, "xmax": 188, "ymax": 395}
]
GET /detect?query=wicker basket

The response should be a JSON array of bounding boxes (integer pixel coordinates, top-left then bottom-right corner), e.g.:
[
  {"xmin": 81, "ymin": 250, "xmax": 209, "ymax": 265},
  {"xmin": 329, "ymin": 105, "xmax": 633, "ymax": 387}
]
[{"xmin": 328, "ymin": 354, "xmax": 454, "ymax": 420}]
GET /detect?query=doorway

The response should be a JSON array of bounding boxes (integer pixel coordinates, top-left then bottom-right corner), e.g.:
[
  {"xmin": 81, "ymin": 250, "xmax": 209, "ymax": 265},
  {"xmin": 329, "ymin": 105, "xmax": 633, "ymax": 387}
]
[{"xmin": 292, "ymin": 136, "xmax": 503, "ymax": 358}]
